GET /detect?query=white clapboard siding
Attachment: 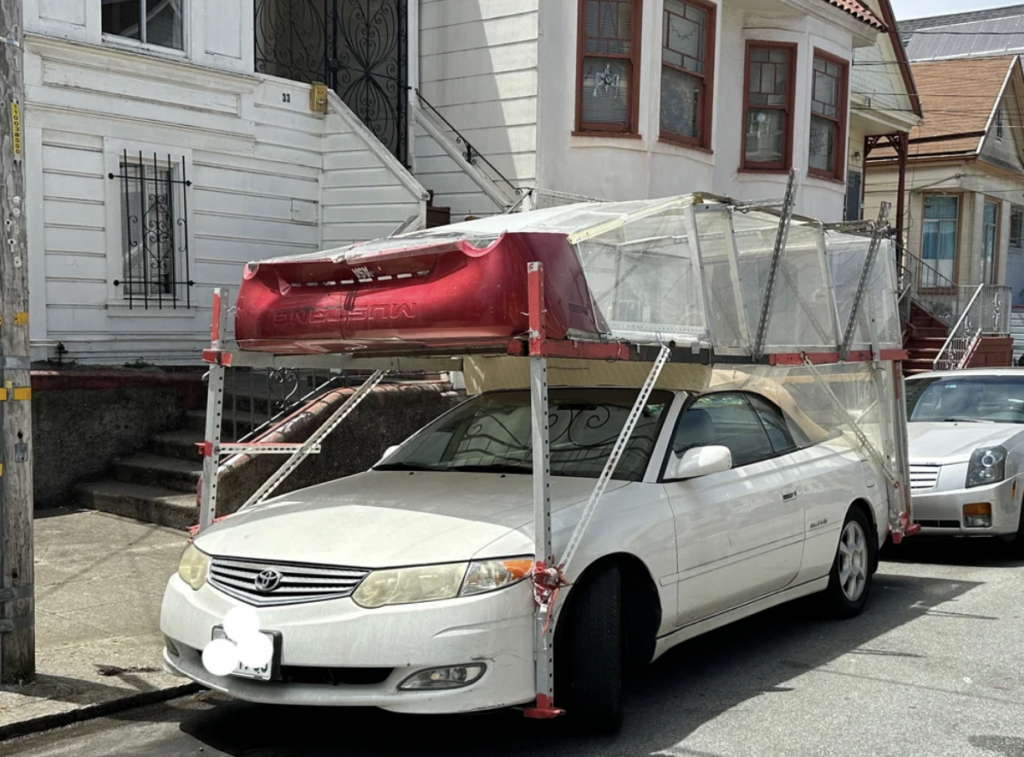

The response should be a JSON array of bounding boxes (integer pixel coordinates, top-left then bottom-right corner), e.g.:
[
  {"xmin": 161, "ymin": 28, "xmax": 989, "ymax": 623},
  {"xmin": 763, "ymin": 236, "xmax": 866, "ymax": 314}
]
[
  {"xmin": 418, "ymin": 0, "xmax": 539, "ymax": 189},
  {"xmin": 28, "ymin": 38, "xmax": 424, "ymax": 364}
]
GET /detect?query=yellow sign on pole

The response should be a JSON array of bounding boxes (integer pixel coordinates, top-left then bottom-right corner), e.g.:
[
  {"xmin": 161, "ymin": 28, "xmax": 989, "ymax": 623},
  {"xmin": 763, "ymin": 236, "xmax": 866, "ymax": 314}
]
[{"xmin": 10, "ymin": 100, "xmax": 22, "ymax": 157}]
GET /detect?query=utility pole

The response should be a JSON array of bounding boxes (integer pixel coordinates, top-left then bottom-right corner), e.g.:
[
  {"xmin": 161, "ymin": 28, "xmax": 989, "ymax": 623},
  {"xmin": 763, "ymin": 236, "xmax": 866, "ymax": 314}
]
[{"xmin": 0, "ymin": 0, "xmax": 35, "ymax": 683}]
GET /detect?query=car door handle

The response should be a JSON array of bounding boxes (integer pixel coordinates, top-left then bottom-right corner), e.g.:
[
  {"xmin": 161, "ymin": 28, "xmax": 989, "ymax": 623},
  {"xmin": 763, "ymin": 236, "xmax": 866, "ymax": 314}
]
[{"xmin": 782, "ymin": 490, "xmax": 798, "ymax": 501}]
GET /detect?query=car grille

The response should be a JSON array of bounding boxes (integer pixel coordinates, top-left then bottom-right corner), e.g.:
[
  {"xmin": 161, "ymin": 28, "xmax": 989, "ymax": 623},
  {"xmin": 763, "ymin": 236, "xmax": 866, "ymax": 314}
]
[
  {"xmin": 208, "ymin": 557, "xmax": 370, "ymax": 607},
  {"xmin": 909, "ymin": 464, "xmax": 941, "ymax": 493}
]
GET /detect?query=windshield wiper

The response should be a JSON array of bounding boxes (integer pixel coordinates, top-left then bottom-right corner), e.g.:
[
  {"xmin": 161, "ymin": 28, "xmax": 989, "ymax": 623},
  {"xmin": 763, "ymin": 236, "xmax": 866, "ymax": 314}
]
[
  {"xmin": 373, "ymin": 462, "xmax": 443, "ymax": 472},
  {"xmin": 937, "ymin": 417, "xmax": 995, "ymax": 424}
]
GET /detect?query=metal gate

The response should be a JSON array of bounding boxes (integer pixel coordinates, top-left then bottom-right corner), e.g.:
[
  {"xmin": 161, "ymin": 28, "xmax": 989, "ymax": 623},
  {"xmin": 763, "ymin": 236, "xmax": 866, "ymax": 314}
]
[{"xmin": 254, "ymin": 0, "xmax": 409, "ymax": 165}]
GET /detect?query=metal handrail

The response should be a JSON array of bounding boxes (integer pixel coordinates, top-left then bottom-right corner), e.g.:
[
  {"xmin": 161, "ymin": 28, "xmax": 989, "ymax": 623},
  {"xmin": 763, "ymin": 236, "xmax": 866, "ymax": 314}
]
[
  {"xmin": 933, "ymin": 283, "xmax": 985, "ymax": 370},
  {"xmin": 415, "ymin": 89, "xmax": 524, "ymax": 197}
]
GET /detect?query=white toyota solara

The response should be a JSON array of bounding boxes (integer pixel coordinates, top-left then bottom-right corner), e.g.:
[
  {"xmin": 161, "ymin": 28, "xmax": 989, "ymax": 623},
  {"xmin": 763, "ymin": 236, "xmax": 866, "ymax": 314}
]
[
  {"xmin": 161, "ymin": 385, "xmax": 890, "ymax": 731},
  {"xmin": 905, "ymin": 368, "xmax": 1024, "ymax": 549}
]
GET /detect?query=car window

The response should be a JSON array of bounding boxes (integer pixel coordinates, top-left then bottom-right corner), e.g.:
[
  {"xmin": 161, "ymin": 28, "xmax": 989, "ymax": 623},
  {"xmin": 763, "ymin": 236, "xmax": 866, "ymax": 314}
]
[
  {"xmin": 377, "ymin": 388, "xmax": 672, "ymax": 482},
  {"xmin": 907, "ymin": 375, "xmax": 1024, "ymax": 423},
  {"xmin": 747, "ymin": 394, "xmax": 798, "ymax": 455},
  {"xmin": 671, "ymin": 393, "xmax": 776, "ymax": 469}
]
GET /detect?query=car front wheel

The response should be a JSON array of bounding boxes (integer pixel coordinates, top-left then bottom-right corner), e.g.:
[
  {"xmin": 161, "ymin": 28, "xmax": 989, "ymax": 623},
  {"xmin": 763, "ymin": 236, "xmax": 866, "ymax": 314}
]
[
  {"xmin": 555, "ymin": 561, "xmax": 623, "ymax": 734},
  {"xmin": 820, "ymin": 506, "xmax": 875, "ymax": 619}
]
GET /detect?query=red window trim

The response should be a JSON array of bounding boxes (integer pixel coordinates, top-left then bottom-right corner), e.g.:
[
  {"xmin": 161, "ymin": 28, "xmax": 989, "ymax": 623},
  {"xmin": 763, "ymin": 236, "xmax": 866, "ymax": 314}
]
[
  {"xmin": 575, "ymin": 0, "xmax": 643, "ymax": 135},
  {"xmin": 659, "ymin": 0, "xmax": 716, "ymax": 150},
  {"xmin": 741, "ymin": 41, "xmax": 797, "ymax": 173},
  {"xmin": 808, "ymin": 48, "xmax": 849, "ymax": 181}
]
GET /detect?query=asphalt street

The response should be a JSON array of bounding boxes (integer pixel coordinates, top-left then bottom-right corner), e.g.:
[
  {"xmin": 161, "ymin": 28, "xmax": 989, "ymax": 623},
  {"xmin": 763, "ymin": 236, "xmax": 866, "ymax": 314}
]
[{"xmin": 3, "ymin": 539, "xmax": 1024, "ymax": 757}]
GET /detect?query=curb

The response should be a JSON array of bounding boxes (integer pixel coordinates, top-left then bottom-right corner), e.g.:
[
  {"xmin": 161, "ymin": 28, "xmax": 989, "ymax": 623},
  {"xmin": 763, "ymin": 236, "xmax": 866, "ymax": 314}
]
[{"xmin": 0, "ymin": 682, "xmax": 201, "ymax": 742}]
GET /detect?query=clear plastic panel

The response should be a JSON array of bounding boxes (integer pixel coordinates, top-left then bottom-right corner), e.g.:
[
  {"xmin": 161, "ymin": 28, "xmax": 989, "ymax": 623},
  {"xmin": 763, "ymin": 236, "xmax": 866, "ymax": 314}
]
[
  {"xmin": 575, "ymin": 204, "xmax": 707, "ymax": 343},
  {"xmin": 827, "ymin": 235, "xmax": 902, "ymax": 351},
  {"xmin": 694, "ymin": 210, "xmax": 748, "ymax": 353}
]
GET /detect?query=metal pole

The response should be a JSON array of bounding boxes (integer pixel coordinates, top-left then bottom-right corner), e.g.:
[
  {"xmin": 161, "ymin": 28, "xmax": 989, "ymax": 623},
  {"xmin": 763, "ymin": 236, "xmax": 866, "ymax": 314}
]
[
  {"xmin": 0, "ymin": 0, "xmax": 35, "ymax": 682},
  {"xmin": 752, "ymin": 169, "xmax": 798, "ymax": 361},
  {"xmin": 839, "ymin": 203, "xmax": 892, "ymax": 361},
  {"xmin": 198, "ymin": 289, "xmax": 230, "ymax": 532}
]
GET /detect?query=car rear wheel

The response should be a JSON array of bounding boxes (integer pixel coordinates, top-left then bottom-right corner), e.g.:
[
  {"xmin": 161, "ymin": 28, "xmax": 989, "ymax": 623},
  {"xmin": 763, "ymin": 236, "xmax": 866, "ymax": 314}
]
[
  {"xmin": 556, "ymin": 561, "xmax": 623, "ymax": 734},
  {"xmin": 820, "ymin": 506, "xmax": 874, "ymax": 619}
]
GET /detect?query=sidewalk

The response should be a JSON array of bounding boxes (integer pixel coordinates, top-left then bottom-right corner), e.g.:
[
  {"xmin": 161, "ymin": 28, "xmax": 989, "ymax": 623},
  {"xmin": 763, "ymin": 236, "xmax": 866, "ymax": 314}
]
[{"xmin": 0, "ymin": 509, "xmax": 197, "ymax": 738}]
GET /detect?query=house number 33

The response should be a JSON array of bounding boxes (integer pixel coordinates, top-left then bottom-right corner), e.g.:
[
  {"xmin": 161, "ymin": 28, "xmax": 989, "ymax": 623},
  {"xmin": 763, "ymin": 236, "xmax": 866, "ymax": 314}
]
[{"xmin": 282, "ymin": 93, "xmax": 291, "ymax": 103}]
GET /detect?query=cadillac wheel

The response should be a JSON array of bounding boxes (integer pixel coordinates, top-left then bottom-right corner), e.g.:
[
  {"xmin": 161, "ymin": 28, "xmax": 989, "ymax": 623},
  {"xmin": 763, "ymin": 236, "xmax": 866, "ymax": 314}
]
[{"xmin": 820, "ymin": 507, "xmax": 875, "ymax": 618}]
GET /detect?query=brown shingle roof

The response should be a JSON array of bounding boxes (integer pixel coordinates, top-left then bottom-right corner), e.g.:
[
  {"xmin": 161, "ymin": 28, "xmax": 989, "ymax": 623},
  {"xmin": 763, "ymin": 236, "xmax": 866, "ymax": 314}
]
[
  {"xmin": 823, "ymin": 0, "xmax": 886, "ymax": 30},
  {"xmin": 906, "ymin": 55, "xmax": 1017, "ymax": 159}
]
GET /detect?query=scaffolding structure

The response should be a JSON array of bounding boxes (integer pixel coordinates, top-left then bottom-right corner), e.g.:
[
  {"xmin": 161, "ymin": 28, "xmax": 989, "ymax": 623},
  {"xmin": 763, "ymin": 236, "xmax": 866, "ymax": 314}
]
[{"xmin": 195, "ymin": 180, "xmax": 915, "ymax": 718}]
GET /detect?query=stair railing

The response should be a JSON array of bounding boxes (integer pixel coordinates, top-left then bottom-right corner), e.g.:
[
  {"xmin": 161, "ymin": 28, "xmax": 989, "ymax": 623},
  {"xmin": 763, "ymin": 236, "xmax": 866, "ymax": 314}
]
[
  {"xmin": 931, "ymin": 284, "xmax": 1015, "ymax": 371},
  {"xmin": 898, "ymin": 246, "xmax": 961, "ymax": 328}
]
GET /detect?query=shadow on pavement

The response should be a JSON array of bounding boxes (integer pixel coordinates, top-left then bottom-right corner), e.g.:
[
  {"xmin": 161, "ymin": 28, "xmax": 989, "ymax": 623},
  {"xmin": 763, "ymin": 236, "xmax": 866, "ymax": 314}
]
[
  {"xmin": 102, "ymin": 571, "xmax": 983, "ymax": 757},
  {"xmin": 882, "ymin": 536, "xmax": 1024, "ymax": 569}
]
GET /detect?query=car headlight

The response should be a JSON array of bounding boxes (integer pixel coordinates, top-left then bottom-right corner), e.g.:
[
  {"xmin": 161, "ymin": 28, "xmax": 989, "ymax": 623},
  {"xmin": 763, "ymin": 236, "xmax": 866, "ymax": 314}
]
[
  {"xmin": 352, "ymin": 557, "xmax": 533, "ymax": 609},
  {"xmin": 178, "ymin": 544, "xmax": 209, "ymax": 591},
  {"xmin": 966, "ymin": 446, "xmax": 1007, "ymax": 488}
]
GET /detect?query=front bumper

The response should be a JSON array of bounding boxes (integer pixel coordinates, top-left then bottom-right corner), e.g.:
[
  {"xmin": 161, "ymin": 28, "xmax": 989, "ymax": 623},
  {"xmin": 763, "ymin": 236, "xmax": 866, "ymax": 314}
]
[
  {"xmin": 160, "ymin": 575, "xmax": 535, "ymax": 714},
  {"xmin": 911, "ymin": 471, "xmax": 1021, "ymax": 537}
]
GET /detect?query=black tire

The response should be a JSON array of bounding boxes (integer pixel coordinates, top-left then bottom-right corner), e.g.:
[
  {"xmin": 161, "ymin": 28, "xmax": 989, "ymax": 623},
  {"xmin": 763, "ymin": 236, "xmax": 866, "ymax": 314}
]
[
  {"xmin": 820, "ymin": 506, "xmax": 875, "ymax": 619},
  {"xmin": 556, "ymin": 561, "xmax": 623, "ymax": 734}
]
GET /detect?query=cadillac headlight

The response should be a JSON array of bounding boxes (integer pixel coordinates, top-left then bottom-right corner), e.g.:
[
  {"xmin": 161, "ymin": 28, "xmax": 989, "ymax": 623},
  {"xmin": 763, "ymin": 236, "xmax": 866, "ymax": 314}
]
[
  {"xmin": 966, "ymin": 446, "xmax": 1007, "ymax": 488},
  {"xmin": 177, "ymin": 544, "xmax": 209, "ymax": 591},
  {"xmin": 352, "ymin": 557, "xmax": 533, "ymax": 609}
]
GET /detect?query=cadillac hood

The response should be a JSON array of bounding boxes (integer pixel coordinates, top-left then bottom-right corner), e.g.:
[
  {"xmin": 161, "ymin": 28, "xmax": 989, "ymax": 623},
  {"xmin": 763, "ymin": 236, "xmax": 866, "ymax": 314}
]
[
  {"xmin": 193, "ymin": 471, "xmax": 627, "ymax": 568},
  {"xmin": 908, "ymin": 422, "xmax": 1024, "ymax": 464}
]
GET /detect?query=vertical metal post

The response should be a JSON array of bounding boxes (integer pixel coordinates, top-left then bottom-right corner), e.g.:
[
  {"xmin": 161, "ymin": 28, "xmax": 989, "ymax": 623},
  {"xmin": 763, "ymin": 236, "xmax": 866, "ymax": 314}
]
[
  {"xmin": 722, "ymin": 208, "xmax": 752, "ymax": 351},
  {"xmin": 199, "ymin": 289, "xmax": 229, "ymax": 532},
  {"xmin": 840, "ymin": 203, "xmax": 891, "ymax": 361},
  {"xmin": 526, "ymin": 261, "xmax": 555, "ymax": 711},
  {"xmin": 752, "ymin": 169, "xmax": 798, "ymax": 361},
  {"xmin": 684, "ymin": 205, "xmax": 715, "ymax": 346},
  {"xmin": 890, "ymin": 361, "xmax": 915, "ymax": 543}
]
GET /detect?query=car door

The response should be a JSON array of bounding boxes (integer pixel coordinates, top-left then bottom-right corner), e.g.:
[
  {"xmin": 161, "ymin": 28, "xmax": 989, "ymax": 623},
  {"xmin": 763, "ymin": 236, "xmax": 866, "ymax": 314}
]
[{"xmin": 664, "ymin": 392, "xmax": 806, "ymax": 626}]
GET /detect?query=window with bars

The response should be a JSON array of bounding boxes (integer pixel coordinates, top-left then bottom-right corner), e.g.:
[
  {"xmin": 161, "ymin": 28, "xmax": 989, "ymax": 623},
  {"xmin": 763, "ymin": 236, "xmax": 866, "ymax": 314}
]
[
  {"xmin": 110, "ymin": 152, "xmax": 194, "ymax": 309},
  {"xmin": 102, "ymin": 0, "xmax": 185, "ymax": 50},
  {"xmin": 660, "ymin": 0, "xmax": 715, "ymax": 149},
  {"xmin": 809, "ymin": 51, "xmax": 848, "ymax": 180},
  {"xmin": 742, "ymin": 43, "xmax": 795, "ymax": 171},
  {"xmin": 577, "ymin": 0, "xmax": 641, "ymax": 134}
]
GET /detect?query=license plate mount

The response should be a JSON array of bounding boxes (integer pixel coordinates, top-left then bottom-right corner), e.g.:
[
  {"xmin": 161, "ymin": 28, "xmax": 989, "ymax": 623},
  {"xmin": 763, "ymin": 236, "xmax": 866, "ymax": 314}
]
[{"xmin": 210, "ymin": 626, "xmax": 282, "ymax": 681}]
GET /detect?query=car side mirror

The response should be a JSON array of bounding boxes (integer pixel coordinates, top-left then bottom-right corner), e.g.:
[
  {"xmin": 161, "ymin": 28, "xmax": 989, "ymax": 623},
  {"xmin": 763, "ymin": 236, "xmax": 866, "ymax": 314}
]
[
  {"xmin": 377, "ymin": 444, "xmax": 401, "ymax": 465},
  {"xmin": 668, "ymin": 445, "xmax": 733, "ymax": 480}
]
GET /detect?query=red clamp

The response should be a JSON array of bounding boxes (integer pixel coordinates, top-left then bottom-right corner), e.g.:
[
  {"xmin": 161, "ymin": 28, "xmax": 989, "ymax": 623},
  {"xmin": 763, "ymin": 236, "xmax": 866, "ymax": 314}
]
[
  {"xmin": 531, "ymin": 560, "xmax": 570, "ymax": 635},
  {"xmin": 524, "ymin": 693, "xmax": 565, "ymax": 719}
]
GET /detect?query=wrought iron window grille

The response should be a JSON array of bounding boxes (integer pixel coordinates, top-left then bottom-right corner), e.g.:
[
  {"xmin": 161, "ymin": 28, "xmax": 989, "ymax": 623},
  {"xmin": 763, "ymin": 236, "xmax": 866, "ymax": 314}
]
[{"xmin": 109, "ymin": 151, "xmax": 195, "ymax": 311}]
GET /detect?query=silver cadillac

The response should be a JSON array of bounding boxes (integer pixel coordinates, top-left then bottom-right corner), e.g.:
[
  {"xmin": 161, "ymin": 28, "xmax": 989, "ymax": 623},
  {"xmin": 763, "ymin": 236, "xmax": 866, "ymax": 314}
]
[{"xmin": 906, "ymin": 368, "xmax": 1024, "ymax": 549}]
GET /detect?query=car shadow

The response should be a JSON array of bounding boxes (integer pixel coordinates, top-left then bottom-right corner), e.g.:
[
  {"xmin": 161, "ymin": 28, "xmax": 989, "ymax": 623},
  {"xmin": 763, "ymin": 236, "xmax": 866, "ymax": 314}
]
[{"xmin": 145, "ymin": 572, "xmax": 982, "ymax": 757}]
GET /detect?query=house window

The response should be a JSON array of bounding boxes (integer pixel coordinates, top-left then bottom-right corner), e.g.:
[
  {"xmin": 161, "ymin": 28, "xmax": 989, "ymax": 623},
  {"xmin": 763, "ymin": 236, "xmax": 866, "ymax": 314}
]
[
  {"xmin": 997, "ymin": 109, "xmax": 1005, "ymax": 141},
  {"xmin": 660, "ymin": 0, "xmax": 715, "ymax": 149},
  {"xmin": 844, "ymin": 170, "xmax": 862, "ymax": 221},
  {"xmin": 102, "ymin": 0, "xmax": 184, "ymax": 51},
  {"xmin": 111, "ymin": 152, "xmax": 193, "ymax": 309},
  {"xmin": 1011, "ymin": 206, "xmax": 1024, "ymax": 249},
  {"xmin": 742, "ymin": 43, "xmax": 796, "ymax": 171},
  {"xmin": 809, "ymin": 52, "xmax": 848, "ymax": 180},
  {"xmin": 983, "ymin": 199, "xmax": 1000, "ymax": 285},
  {"xmin": 921, "ymin": 195, "xmax": 959, "ymax": 288},
  {"xmin": 577, "ymin": 0, "xmax": 641, "ymax": 134}
]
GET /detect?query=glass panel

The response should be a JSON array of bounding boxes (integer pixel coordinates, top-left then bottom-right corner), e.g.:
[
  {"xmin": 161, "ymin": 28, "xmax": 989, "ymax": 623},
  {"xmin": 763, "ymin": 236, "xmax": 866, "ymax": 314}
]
[
  {"xmin": 146, "ymin": 0, "xmax": 184, "ymax": 50},
  {"xmin": 748, "ymin": 395, "xmax": 798, "ymax": 455},
  {"xmin": 908, "ymin": 376, "xmax": 1024, "ymax": 424},
  {"xmin": 383, "ymin": 388, "xmax": 673, "ymax": 482},
  {"xmin": 1011, "ymin": 207, "xmax": 1024, "ymax": 248},
  {"xmin": 582, "ymin": 58, "xmax": 631, "ymax": 125},
  {"xmin": 809, "ymin": 115, "xmax": 836, "ymax": 173},
  {"xmin": 744, "ymin": 109, "xmax": 786, "ymax": 164},
  {"xmin": 676, "ymin": 394, "xmax": 776, "ymax": 468},
  {"xmin": 585, "ymin": 0, "xmax": 632, "ymax": 55},
  {"xmin": 102, "ymin": 0, "xmax": 142, "ymax": 41},
  {"xmin": 748, "ymin": 49, "xmax": 790, "ymax": 106},
  {"xmin": 664, "ymin": 1, "xmax": 704, "ymax": 74},
  {"xmin": 922, "ymin": 196, "xmax": 960, "ymax": 285},
  {"xmin": 984, "ymin": 200, "xmax": 999, "ymax": 284},
  {"xmin": 661, "ymin": 67, "xmax": 701, "ymax": 138}
]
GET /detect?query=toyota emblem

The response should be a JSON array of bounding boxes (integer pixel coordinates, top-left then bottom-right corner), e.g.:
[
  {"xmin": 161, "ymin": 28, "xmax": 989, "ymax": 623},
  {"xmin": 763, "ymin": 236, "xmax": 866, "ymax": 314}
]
[{"xmin": 254, "ymin": 569, "xmax": 283, "ymax": 593}]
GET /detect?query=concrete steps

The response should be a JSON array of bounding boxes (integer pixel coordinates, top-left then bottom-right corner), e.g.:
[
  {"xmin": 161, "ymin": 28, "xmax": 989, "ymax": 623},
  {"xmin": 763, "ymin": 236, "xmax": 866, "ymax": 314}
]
[
  {"xmin": 113, "ymin": 454, "xmax": 201, "ymax": 493},
  {"xmin": 75, "ymin": 480, "xmax": 197, "ymax": 531}
]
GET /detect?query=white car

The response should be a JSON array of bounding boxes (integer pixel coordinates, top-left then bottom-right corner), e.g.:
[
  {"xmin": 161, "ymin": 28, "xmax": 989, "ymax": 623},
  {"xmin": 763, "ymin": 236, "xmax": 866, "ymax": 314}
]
[
  {"xmin": 161, "ymin": 386, "xmax": 889, "ymax": 731},
  {"xmin": 905, "ymin": 368, "xmax": 1024, "ymax": 548}
]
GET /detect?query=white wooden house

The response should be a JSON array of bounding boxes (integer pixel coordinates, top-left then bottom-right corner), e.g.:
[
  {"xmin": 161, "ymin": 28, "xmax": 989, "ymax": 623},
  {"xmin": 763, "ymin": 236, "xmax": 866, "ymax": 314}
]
[{"xmin": 21, "ymin": 0, "xmax": 915, "ymax": 364}]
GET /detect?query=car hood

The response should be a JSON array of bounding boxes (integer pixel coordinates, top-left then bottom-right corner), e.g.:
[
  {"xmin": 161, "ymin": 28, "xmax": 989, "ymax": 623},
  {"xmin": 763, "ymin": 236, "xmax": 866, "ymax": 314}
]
[
  {"xmin": 908, "ymin": 422, "xmax": 1023, "ymax": 464},
  {"xmin": 193, "ymin": 471, "xmax": 627, "ymax": 568}
]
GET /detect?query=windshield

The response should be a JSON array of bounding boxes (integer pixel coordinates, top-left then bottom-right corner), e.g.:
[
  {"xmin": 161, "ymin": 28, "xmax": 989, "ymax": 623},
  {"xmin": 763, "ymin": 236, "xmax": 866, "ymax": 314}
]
[
  {"xmin": 375, "ymin": 388, "xmax": 674, "ymax": 481},
  {"xmin": 906, "ymin": 375, "xmax": 1024, "ymax": 424}
]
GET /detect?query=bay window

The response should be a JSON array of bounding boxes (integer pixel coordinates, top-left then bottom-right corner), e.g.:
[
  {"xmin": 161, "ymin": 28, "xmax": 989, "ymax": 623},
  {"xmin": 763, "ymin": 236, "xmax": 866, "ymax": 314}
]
[
  {"xmin": 742, "ymin": 43, "xmax": 796, "ymax": 171},
  {"xmin": 577, "ymin": 0, "xmax": 642, "ymax": 135},
  {"xmin": 921, "ymin": 195, "xmax": 960, "ymax": 288},
  {"xmin": 809, "ymin": 51, "xmax": 848, "ymax": 180},
  {"xmin": 660, "ymin": 0, "xmax": 715, "ymax": 149}
]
